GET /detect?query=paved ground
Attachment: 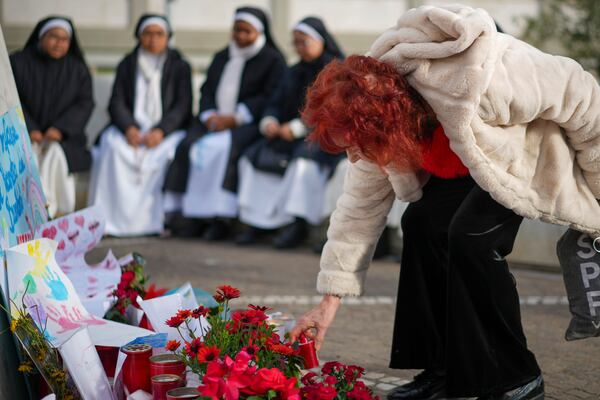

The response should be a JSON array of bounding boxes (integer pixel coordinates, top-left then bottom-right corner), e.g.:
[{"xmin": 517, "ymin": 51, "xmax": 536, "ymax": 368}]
[{"xmin": 92, "ymin": 236, "xmax": 600, "ymax": 400}]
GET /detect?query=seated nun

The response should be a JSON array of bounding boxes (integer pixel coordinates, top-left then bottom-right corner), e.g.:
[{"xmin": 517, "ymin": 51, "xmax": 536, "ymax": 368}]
[
  {"xmin": 88, "ymin": 14, "xmax": 192, "ymax": 236},
  {"xmin": 236, "ymin": 17, "xmax": 344, "ymax": 248},
  {"xmin": 163, "ymin": 6, "xmax": 286, "ymax": 240},
  {"xmin": 10, "ymin": 16, "xmax": 94, "ymax": 218}
]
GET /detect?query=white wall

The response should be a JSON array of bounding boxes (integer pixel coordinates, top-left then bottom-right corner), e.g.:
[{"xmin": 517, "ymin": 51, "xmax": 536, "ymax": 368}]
[
  {"xmin": 169, "ymin": 0, "xmax": 271, "ymax": 30},
  {"xmin": 289, "ymin": 0, "xmax": 410, "ymax": 32},
  {"xmin": 2, "ymin": 0, "xmax": 129, "ymax": 28}
]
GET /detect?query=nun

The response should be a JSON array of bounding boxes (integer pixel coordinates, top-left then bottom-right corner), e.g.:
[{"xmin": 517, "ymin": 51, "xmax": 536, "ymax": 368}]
[
  {"xmin": 10, "ymin": 16, "xmax": 94, "ymax": 218},
  {"xmin": 236, "ymin": 17, "xmax": 344, "ymax": 248},
  {"xmin": 88, "ymin": 14, "xmax": 192, "ymax": 236},
  {"xmin": 163, "ymin": 6, "xmax": 286, "ymax": 240}
]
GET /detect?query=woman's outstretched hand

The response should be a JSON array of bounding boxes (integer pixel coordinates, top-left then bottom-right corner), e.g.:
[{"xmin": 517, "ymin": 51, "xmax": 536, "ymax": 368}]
[{"xmin": 289, "ymin": 294, "xmax": 341, "ymax": 351}]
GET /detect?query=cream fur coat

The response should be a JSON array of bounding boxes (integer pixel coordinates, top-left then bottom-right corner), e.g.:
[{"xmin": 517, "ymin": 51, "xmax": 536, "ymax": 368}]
[{"xmin": 318, "ymin": 4, "xmax": 600, "ymax": 297}]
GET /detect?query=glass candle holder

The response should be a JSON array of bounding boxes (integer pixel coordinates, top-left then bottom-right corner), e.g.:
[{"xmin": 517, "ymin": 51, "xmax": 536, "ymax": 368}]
[{"xmin": 121, "ymin": 343, "xmax": 152, "ymax": 393}]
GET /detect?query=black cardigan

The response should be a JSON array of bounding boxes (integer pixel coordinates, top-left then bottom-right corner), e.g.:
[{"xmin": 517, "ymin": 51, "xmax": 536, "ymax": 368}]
[
  {"xmin": 10, "ymin": 48, "xmax": 94, "ymax": 173},
  {"xmin": 198, "ymin": 45, "xmax": 285, "ymax": 123},
  {"xmin": 108, "ymin": 48, "xmax": 193, "ymax": 135}
]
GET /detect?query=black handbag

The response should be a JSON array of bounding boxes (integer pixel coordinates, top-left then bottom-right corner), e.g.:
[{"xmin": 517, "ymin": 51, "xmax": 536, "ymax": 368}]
[{"xmin": 246, "ymin": 139, "xmax": 293, "ymax": 176}]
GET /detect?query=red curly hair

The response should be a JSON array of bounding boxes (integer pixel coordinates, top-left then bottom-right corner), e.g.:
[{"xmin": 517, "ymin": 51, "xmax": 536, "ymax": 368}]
[{"xmin": 302, "ymin": 55, "xmax": 438, "ymax": 171}]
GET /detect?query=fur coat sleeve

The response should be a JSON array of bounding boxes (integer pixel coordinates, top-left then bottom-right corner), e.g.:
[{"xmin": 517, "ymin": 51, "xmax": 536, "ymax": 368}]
[{"xmin": 318, "ymin": 4, "xmax": 600, "ymax": 296}]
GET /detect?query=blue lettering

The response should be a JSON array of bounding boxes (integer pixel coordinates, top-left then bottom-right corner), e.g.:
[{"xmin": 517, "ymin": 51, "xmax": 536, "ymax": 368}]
[
  {"xmin": 2, "ymin": 162, "xmax": 18, "ymax": 193},
  {"xmin": 6, "ymin": 185, "xmax": 24, "ymax": 233},
  {"xmin": 0, "ymin": 117, "xmax": 19, "ymax": 153}
]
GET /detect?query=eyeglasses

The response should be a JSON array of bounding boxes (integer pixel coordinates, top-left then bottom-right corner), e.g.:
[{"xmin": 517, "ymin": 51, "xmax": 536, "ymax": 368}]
[
  {"xmin": 141, "ymin": 30, "xmax": 167, "ymax": 38},
  {"xmin": 292, "ymin": 39, "xmax": 309, "ymax": 47}
]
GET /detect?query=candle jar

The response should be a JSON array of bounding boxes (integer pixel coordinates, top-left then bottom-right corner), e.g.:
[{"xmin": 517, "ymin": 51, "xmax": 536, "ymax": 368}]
[
  {"xmin": 121, "ymin": 343, "xmax": 152, "ymax": 393},
  {"xmin": 96, "ymin": 345, "xmax": 119, "ymax": 378},
  {"xmin": 151, "ymin": 374, "xmax": 183, "ymax": 400},
  {"xmin": 298, "ymin": 336, "xmax": 319, "ymax": 369},
  {"xmin": 150, "ymin": 354, "xmax": 186, "ymax": 383},
  {"xmin": 166, "ymin": 387, "xmax": 201, "ymax": 399}
]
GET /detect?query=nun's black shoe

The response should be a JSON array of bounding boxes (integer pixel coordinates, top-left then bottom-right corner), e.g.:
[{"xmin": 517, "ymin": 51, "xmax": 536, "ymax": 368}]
[
  {"xmin": 476, "ymin": 375, "xmax": 544, "ymax": 400},
  {"xmin": 272, "ymin": 219, "xmax": 307, "ymax": 249},
  {"xmin": 386, "ymin": 369, "xmax": 446, "ymax": 400},
  {"xmin": 235, "ymin": 227, "xmax": 260, "ymax": 245},
  {"xmin": 202, "ymin": 220, "xmax": 229, "ymax": 241}
]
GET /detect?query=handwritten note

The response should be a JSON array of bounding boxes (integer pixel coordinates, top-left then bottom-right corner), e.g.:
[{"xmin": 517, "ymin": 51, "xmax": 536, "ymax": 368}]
[{"xmin": 0, "ymin": 107, "xmax": 47, "ymax": 250}]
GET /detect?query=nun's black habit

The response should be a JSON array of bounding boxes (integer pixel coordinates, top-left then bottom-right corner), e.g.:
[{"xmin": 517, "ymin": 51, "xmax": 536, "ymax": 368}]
[
  {"xmin": 244, "ymin": 17, "xmax": 345, "ymax": 174},
  {"xmin": 10, "ymin": 16, "xmax": 94, "ymax": 173},
  {"xmin": 163, "ymin": 6, "xmax": 286, "ymax": 193}
]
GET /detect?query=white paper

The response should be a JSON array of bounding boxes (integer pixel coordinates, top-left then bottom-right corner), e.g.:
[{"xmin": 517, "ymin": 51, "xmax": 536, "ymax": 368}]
[
  {"xmin": 5, "ymin": 238, "xmax": 152, "ymax": 347},
  {"xmin": 59, "ymin": 327, "xmax": 115, "ymax": 400},
  {"xmin": 34, "ymin": 207, "xmax": 121, "ymax": 317},
  {"xmin": 172, "ymin": 282, "xmax": 199, "ymax": 310},
  {"xmin": 138, "ymin": 294, "xmax": 209, "ymax": 342}
]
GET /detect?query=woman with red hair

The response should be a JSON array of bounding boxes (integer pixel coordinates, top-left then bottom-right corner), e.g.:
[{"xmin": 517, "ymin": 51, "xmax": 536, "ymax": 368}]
[{"xmin": 291, "ymin": 5, "xmax": 600, "ymax": 400}]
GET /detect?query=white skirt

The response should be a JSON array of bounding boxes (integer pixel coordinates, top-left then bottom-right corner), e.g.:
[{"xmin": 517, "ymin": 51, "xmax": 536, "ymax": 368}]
[
  {"xmin": 238, "ymin": 157, "xmax": 330, "ymax": 229},
  {"xmin": 88, "ymin": 126, "xmax": 185, "ymax": 236},
  {"xmin": 182, "ymin": 130, "xmax": 238, "ymax": 218},
  {"xmin": 322, "ymin": 158, "xmax": 408, "ymax": 231},
  {"xmin": 33, "ymin": 141, "xmax": 75, "ymax": 218}
]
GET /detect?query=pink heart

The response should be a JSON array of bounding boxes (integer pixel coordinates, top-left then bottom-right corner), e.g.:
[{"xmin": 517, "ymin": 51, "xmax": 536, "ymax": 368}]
[
  {"xmin": 42, "ymin": 226, "xmax": 57, "ymax": 240},
  {"xmin": 58, "ymin": 219, "xmax": 69, "ymax": 232},
  {"xmin": 57, "ymin": 240, "xmax": 66, "ymax": 250},
  {"xmin": 74, "ymin": 215, "xmax": 85, "ymax": 227},
  {"xmin": 87, "ymin": 276, "xmax": 98, "ymax": 284}
]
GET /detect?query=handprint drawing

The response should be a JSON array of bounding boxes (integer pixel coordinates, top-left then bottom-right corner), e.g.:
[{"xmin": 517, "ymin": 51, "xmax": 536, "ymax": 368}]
[
  {"xmin": 46, "ymin": 304, "xmax": 105, "ymax": 334},
  {"xmin": 26, "ymin": 240, "xmax": 51, "ymax": 278},
  {"xmin": 42, "ymin": 265, "xmax": 68, "ymax": 301}
]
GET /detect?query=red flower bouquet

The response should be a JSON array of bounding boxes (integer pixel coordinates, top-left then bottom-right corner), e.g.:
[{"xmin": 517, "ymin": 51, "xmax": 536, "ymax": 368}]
[
  {"xmin": 301, "ymin": 362, "xmax": 379, "ymax": 400},
  {"xmin": 164, "ymin": 285, "xmax": 379, "ymax": 400}
]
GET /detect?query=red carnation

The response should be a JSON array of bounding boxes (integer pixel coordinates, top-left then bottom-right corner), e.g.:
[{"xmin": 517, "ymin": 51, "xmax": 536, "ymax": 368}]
[
  {"xmin": 185, "ymin": 338, "xmax": 203, "ymax": 358},
  {"xmin": 216, "ymin": 285, "xmax": 241, "ymax": 300},
  {"xmin": 241, "ymin": 344, "xmax": 260, "ymax": 360},
  {"xmin": 197, "ymin": 345, "xmax": 221, "ymax": 364},
  {"xmin": 301, "ymin": 372, "xmax": 318, "ymax": 386},
  {"xmin": 192, "ymin": 305, "xmax": 209, "ymax": 319},
  {"xmin": 165, "ymin": 315, "xmax": 184, "ymax": 328},
  {"xmin": 321, "ymin": 361, "xmax": 344, "ymax": 375},
  {"xmin": 232, "ymin": 309, "xmax": 268, "ymax": 325},
  {"xmin": 176, "ymin": 309, "xmax": 192, "ymax": 319},
  {"xmin": 344, "ymin": 365, "xmax": 365, "ymax": 382},
  {"xmin": 121, "ymin": 271, "xmax": 135, "ymax": 285},
  {"xmin": 248, "ymin": 304, "xmax": 270, "ymax": 312},
  {"xmin": 166, "ymin": 340, "xmax": 181, "ymax": 352},
  {"xmin": 269, "ymin": 343, "xmax": 295, "ymax": 357},
  {"xmin": 213, "ymin": 293, "xmax": 225, "ymax": 303}
]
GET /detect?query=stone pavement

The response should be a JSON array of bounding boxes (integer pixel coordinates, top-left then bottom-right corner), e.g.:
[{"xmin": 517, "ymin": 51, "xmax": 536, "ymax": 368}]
[{"xmin": 93, "ymin": 237, "xmax": 600, "ymax": 400}]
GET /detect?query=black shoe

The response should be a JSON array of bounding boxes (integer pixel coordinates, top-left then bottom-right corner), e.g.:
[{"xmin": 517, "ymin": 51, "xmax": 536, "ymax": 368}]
[
  {"xmin": 386, "ymin": 370, "xmax": 446, "ymax": 400},
  {"xmin": 170, "ymin": 216, "xmax": 204, "ymax": 238},
  {"xmin": 272, "ymin": 219, "xmax": 308, "ymax": 249},
  {"xmin": 235, "ymin": 227, "xmax": 261, "ymax": 245},
  {"xmin": 202, "ymin": 220, "xmax": 229, "ymax": 241},
  {"xmin": 477, "ymin": 375, "xmax": 544, "ymax": 400}
]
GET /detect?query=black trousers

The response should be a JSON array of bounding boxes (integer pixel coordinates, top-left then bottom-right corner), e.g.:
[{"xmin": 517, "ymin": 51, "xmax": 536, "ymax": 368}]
[{"xmin": 389, "ymin": 176, "xmax": 540, "ymax": 397}]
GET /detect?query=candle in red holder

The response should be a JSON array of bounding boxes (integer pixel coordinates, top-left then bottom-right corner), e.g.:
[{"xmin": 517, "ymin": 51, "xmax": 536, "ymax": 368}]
[
  {"xmin": 96, "ymin": 345, "xmax": 119, "ymax": 378},
  {"xmin": 150, "ymin": 354, "xmax": 186, "ymax": 383},
  {"xmin": 121, "ymin": 343, "xmax": 152, "ymax": 393},
  {"xmin": 166, "ymin": 387, "xmax": 201, "ymax": 399},
  {"xmin": 298, "ymin": 335, "xmax": 319, "ymax": 369},
  {"xmin": 151, "ymin": 374, "xmax": 183, "ymax": 400}
]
